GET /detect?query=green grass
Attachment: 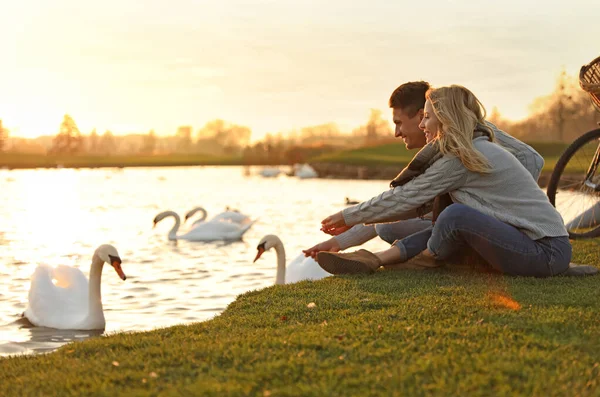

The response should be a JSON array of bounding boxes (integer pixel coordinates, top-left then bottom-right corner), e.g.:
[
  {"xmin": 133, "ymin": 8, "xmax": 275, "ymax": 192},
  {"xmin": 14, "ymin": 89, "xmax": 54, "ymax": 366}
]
[
  {"xmin": 0, "ymin": 153, "xmax": 243, "ymax": 169},
  {"xmin": 527, "ymin": 142, "xmax": 571, "ymax": 172},
  {"xmin": 311, "ymin": 141, "xmax": 572, "ymax": 172},
  {"xmin": 310, "ymin": 142, "xmax": 417, "ymax": 166},
  {"xmin": 1, "ymin": 240, "xmax": 599, "ymax": 396}
]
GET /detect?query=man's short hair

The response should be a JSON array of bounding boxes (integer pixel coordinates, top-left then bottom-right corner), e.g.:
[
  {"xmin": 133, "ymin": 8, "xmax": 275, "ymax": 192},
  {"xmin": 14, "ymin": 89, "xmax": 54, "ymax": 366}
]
[{"xmin": 388, "ymin": 81, "xmax": 431, "ymax": 117}]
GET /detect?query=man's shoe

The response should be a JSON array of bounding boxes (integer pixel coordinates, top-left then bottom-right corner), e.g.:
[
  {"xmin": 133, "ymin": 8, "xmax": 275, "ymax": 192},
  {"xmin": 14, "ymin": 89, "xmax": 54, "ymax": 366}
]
[
  {"xmin": 559, "ymin": 263, "xmax": 599, "ymax": 276},
  {"xmin": 406, "ymin": 252, "xmax": 445, "ymax": 268},
  {"xmin": 317, "ymin": 249, "xmax": 382, "ymax": 275}
]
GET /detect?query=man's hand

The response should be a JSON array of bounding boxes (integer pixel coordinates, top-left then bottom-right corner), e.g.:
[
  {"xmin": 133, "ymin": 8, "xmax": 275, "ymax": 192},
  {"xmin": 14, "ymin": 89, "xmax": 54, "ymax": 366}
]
[
  {"xmin": 302, "ymin": 238, "xmax": 341, "ymax": 259},
  {"xmin": 321, "ymin": 211, "xmax": 348, "ymax": 235}
]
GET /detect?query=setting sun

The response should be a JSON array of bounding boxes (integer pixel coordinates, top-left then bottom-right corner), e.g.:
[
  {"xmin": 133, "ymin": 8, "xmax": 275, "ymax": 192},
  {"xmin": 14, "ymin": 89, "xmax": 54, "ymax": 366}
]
[{"xmin": 2, "ymin": 0, "xmax": 599, "ymax": 140}]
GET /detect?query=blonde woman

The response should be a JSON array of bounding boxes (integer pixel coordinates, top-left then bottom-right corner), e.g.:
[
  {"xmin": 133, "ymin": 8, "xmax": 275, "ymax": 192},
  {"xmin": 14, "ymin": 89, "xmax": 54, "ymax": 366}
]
[
  {"xmin": 317, "ymin": 85, "xmax": 584, "ymax": 277},
  {"xmin": 302, "ymin": 81, "xmax": 544, "ymax": 261}
]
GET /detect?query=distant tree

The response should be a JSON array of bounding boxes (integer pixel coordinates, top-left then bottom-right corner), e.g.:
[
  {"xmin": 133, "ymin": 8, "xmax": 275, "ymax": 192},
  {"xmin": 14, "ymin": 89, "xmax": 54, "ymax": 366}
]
[
  {"xmin": 488, "ymin": 106, "xmax": 502, "ymax": 126},
  {"xmin": 8, "ymin": 137, "xmax": 46, "ymax": 154},
  {"xmin": 87, "ymin": 128, "xmax": 99, "ymax": 154},
  {"xmin": 264, "ymin": 133, "xmax": 275, "ymax": 163},
  {"xmin": 176, "ymin": 126, "xmax": 193, "ymax": 153},
  {"xmin": 0, "ymin": 119, "xmax": 8, "ymax": 152},
  {"xmin": 550, "ymin": 69, "xmax": 577, "ymax": 141},
  {"xmin": 196, "ymin": 119, "xmax": 252, "ymax": 155},
  {"xmin": 221, "ymin": 125, "xmax": 251, "ymax": 155},
  {"xmin": 140, "ymin": 129, "xmax": 157, "ymax": 154},
  {"xmin": 524, "ymin": 69, "xmax": 598, "ymax": 142},
  {"xmin": 486, "ymin": 106, "xmax": 513, "ymax": 134},
  {"xmin": 50, "ymin": 114, "xmax": 84, "ymax": 154},
  {"xmin": 299, "ymin": 123, "xmax": 341, "ymax": 145},
  {"xmin": 98, "ymin": 130, "xmax": 117, "ymax": 155},
  {"xmin": 352, "ymin": 109, "xmax": 392, "ymax": 145}
]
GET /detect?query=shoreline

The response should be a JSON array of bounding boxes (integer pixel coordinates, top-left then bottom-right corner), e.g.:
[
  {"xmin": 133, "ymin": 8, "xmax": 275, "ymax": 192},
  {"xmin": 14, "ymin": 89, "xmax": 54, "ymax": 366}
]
[
  {"xmin": 1, "ymin": 160, "xmax": 556, "ymax": 187},
  {"xmin": 1, "ymin": 238, "xmax": 599, "ymax": 395}
]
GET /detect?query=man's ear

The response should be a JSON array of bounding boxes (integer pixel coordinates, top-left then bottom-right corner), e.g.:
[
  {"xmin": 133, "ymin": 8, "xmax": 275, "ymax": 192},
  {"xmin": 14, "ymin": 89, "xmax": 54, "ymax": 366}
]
[{"xmin": 417, "ymin": 108, "xmax": 424, "ymax": 120}]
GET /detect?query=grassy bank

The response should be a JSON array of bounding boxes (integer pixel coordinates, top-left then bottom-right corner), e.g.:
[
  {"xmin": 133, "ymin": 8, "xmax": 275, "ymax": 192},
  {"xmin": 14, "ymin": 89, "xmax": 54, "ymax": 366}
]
[
  {"xmin": 1, "ymin": 141, "xmax": 570, "ymax": 171},
  {"xmin": 0, "ymin": 153, "xmax": 243, "ymax": 169},
  {"xmin": 311, "ymin": 141, "xmax": 570, "ymax": 172},
  {"xmin": 1, "ymin": 239, "xmax": 599, "ymax": 396}
]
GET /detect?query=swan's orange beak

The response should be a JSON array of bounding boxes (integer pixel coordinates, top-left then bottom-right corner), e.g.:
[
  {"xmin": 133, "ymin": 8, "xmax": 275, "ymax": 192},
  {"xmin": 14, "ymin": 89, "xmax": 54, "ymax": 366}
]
[
  {"xmin": 253, "ymin": 247, "xmax": 265, "ymax": 263},
  {"xmin": 113, "ymin": 262, "xmax": 126, "ymax": 280}
]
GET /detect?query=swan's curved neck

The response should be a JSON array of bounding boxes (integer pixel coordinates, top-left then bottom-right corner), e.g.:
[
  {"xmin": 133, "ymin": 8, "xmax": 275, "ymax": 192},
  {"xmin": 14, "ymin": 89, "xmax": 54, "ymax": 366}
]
[
  {"xmin": 163, "ymin": 211, "xmax": 181, "ymax": 240},
  {"xmin": 273, "ymin": 240, "xmax": 286, "ymax": 285},
  {"xmin": 197, "ymin": 208, "xmax": 207, "ymax": 222},
  {"xmin": 88, "ymin": 254, "xmax": 105, "ymax": 320}
]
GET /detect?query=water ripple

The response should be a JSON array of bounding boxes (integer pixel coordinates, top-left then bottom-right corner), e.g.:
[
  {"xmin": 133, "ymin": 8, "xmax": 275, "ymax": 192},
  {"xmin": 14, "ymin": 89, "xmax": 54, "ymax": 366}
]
[{"xmin": 0, "ymin": 166, "xmax": 392, "ymax": 355}]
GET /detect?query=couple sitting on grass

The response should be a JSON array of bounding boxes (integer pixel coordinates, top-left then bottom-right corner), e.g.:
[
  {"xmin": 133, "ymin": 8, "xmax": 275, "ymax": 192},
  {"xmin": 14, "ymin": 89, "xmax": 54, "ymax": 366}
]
[{"xmin": 303, "ymin": 82, "xmax": 598, "ymax": 277}]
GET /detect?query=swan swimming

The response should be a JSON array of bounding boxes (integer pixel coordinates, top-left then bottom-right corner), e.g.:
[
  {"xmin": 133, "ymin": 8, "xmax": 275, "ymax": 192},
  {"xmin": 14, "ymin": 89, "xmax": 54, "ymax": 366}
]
[
  {"xmin": 294, "ymin": 164, "xmax": 318, "ymax": 179},
  {"xmin": 24, "ymin": 244, "xmax": 125, "ymax": 330},
  {"xmin": 154, "ymin": 211, "xmax": 255, "ymax": 241},
  {"xmin": 185, "ymin": 207, "xmax": 208, "ymax": 226},
  {"xmin": 253, "ymin": 234, "xmax": 331, "ymax": 285}
]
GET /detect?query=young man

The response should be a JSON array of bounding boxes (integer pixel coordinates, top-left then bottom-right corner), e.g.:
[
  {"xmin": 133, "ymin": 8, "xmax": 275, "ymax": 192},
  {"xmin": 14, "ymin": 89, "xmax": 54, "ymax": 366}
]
[{"xmin": 302, "ymin": 81, "xmax": 544, "ymax": 261}]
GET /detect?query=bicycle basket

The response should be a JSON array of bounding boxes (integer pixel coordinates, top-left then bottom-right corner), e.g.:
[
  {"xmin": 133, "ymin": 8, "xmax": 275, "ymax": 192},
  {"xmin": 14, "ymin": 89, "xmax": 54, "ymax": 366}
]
[{"xmin": 579, "ymin": 54, "xmax": 600, "ymax": 111}]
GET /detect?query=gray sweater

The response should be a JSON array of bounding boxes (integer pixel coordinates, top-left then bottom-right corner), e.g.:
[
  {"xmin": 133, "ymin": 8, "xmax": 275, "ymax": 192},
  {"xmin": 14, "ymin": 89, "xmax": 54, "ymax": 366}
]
[
  {"xmin": 335, "ymin": 123, "xmax": 546, "ymax": 249},
  {"xmin": 341, "ymin": 137, "xmax": 566, "ymax": 241}
]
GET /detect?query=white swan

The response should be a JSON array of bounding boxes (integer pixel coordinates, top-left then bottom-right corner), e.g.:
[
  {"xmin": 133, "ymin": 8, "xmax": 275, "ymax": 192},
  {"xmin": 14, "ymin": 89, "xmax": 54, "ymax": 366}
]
[
  {"xmin": 185, "ymin": 207, "xmax": 208, "ymax": 226},
  {"xmin": 185, "ymin": 206, "xmax": 251, "ymax": 226},
  {"xmin": 24, "ymin": 244, "xmax": 125, "ymax": 330},
  {"xmin": 294, "ymin": 164, "xmax": 318, "ymax": 179},
  {"xmin": 253, "ymin": 234, "xmax": 331, "ymax": 284},
  {"xmin": 259, "ymin": 167, "xmax": 281, "ymax": 178},
  {"xmin": 154, "ymin": 211, "xmax": 255, "ymax": 241}
]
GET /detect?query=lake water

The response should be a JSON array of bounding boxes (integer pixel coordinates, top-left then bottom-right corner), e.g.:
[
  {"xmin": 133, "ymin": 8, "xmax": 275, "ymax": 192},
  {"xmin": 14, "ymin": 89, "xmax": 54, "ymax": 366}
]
[
  {"xmin": 0, "ymin": 166, "xmax": 391, "ymax": 356},
  {"xmin": 0, "ymin": 166, "xmax": 591, "ymax": 357}
]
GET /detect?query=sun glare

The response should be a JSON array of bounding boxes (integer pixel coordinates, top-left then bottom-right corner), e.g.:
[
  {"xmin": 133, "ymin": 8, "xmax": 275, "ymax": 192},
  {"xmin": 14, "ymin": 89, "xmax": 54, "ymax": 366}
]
[
  {"xmin": 14, "ymin": 170, "xmax": 87, "ymax": 264},
  {"xmin": 488, "ymin": 292, "xmax": 522, "ymax": 311}
]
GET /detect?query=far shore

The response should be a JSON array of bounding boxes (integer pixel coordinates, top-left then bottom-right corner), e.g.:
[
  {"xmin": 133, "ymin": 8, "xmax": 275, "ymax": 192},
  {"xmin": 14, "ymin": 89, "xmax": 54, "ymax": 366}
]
[
  {"xmin": 1, "ymin": 155, "xmax": 559, "ymax": 188},
  {"xmin": 0, "ymin": 139, "xmax": 569, "ymax": 189},
  {"xmin": 0, "ymin": 152, "xmax": 245, "ymax": 169}
]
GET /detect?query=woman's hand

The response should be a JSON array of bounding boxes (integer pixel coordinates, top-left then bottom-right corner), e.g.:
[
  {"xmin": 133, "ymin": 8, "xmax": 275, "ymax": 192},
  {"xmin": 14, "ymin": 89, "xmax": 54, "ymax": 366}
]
[
  {"xmin": 320, "ymin": 211, "xmax": 349, "ymax": 235},
  {"xmin": 302, "ymin": 238, "xmax": 341, "ymax": 258}
]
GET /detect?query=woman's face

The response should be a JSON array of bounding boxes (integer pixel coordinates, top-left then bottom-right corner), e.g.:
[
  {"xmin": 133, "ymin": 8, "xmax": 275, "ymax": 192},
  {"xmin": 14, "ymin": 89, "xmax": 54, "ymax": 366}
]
[{"xmin": 418, "ymin": 99, "xmax": 441, "ymax": 143}]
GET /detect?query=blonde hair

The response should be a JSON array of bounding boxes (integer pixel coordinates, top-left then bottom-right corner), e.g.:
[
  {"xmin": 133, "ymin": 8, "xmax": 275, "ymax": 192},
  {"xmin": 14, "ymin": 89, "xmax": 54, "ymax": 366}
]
[{"xmin": 426, "ymin": 85, "xmax": 495, "ymax": 174}]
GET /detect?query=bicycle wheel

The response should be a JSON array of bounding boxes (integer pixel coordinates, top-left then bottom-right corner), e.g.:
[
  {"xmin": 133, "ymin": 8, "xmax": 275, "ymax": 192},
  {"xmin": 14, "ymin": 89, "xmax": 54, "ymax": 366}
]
[{"xmin": 547, "ymin": 128, "xmax": 600, "ymax": 239}]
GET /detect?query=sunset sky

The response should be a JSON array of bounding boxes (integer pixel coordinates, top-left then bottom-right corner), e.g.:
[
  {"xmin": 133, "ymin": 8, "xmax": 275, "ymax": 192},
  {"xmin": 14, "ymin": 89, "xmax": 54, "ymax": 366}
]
[{"xmin": 2, "ymin": 0, "xmax": 599, "ymax": 140}]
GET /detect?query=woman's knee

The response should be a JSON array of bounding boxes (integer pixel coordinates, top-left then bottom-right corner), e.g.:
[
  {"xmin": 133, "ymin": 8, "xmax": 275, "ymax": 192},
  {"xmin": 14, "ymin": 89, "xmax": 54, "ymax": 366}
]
[
  {"xmin": 435, "ymin": 203, "xmax": 473, "ymax": 227},
  {"xmin": 375, "ymin": 223, "xmax": 398, "ymax": 245}
]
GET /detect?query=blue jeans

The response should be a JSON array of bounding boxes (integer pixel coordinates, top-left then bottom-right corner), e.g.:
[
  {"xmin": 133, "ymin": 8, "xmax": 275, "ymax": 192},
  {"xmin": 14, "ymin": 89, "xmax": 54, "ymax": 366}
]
[
  {"xmin": 394, "ymin": 204, "xmax": 572, "ymax": 277},
  {"xmin": 375, "ymin": 219, "xmax": 432, "ymax": 245}
]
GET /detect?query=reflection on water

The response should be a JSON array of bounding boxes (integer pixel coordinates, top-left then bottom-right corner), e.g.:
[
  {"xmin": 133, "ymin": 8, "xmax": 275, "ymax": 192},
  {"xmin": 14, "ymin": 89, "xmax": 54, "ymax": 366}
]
[
  {"xmin": 0, "ymin": 318, "xmax": 104, "ymax": 355},
  {"xmin": 0, "ymin": 166, "xmax": 391, "ymax": 356}
]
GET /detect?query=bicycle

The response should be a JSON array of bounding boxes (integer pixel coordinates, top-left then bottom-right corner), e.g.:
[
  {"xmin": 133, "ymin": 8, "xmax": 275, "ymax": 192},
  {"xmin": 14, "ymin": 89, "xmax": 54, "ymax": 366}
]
[{"xmin": 546, "ymin": 54, "xmax": 600, "ymax": 239}]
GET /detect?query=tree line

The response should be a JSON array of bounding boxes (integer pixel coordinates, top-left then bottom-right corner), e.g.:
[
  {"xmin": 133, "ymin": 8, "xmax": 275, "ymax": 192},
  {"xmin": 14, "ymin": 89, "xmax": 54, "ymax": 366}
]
[
  {"xmin": 2, "ymin": 108, "xmax": 392, "ymax": 165},
  {"xmin": 2, "ymin": 69, "xmax": 599, "ymax": 159},
  {"xmin": 488, "ymin": 70, "xmax": 600, "ymax": 142}
]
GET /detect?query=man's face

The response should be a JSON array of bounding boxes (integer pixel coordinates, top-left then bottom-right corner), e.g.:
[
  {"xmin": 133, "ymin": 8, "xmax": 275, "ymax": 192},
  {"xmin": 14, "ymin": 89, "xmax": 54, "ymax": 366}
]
[{"xmin": 392, "ymin": 107, "xmax": 426, "ymax": 150}]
